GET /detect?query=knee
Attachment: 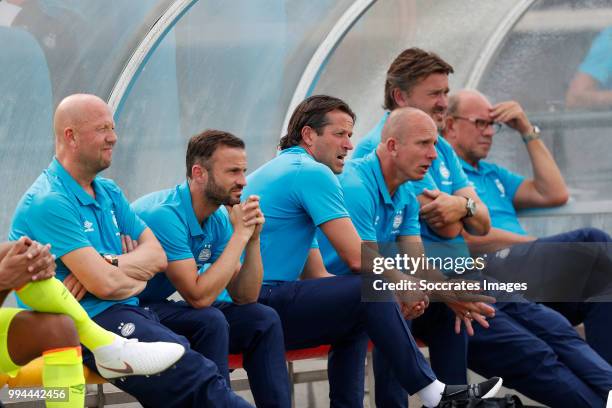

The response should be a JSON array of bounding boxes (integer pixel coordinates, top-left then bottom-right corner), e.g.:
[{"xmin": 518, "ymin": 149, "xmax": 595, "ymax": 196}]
[
  {"xmin": 579, "ymin": 227, "xmax": 611, "ymax": 242},
  {"xmin": 242, "ymin": 303, "xmax": 282, "ymax": 333},
  {"xmin": 202, "ymin": 307, "xmax": 230, "ymax": 334},
  {"xmin": 38, "ymin": 313, "xmax": 80, "ymax": 349}
]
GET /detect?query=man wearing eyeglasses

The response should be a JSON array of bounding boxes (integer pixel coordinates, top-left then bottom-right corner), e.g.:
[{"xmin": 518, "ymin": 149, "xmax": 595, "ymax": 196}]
[
  {"xmin": 444, "ymin": 89, "xmax": 612, "ymax": 359},
  {"xmin": 354, "ymin": 49, "xmax": 612, "ymax": 407}
]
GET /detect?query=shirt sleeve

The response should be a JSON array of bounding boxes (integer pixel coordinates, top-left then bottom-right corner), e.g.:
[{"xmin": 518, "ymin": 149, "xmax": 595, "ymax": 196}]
[
  {"xmin": 139, "ymin": 206, "xmax": 193, "ymax": 262},
  {"xmin": 579, "ymin": 28, "xmax": 612, "ymax": 86},
  {"xmin": 399, "ymin": 187, "xmax": 421, "ymax": 237},
  {"xmin": 22, "ymin": 193, "xmax": 92, "ymax": 258},
  {"xmin": 295, "ymin": 164, "xmax": 349, "ymax": 226},
  {"xmin": 494, "ymin": 164, "xmax": 525, "ymax": 200}
]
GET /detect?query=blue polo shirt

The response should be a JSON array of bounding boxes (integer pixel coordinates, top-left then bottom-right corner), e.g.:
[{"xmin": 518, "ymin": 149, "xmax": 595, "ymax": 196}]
[
  {"xmin": 354, "ymin": 114, "xmax": 470, "ymax": 247},
  {"xmin": 579, "ymin": 27, "xmax": 612, "ymax": 89},
  {"xmin": 243, "ymin": 145, "xmax": 350, "ymax": 282},
  {"xmin": 132, "ymin": 181, "xmax": 233, "ymax": 303},
  {"xmin": 10, "ymin": 158, "xmax": 145, "ymax": 317},
  {"xmin": 317, "ymin": 151, "xmax": 421, "ymax": 275},
  {"xmin": 460, "ymin": 158, "xmax": 526, "ymax": 235},
  {"xmin": 352, "ymin": 111, "xmax": 389, "ymax": 159}
]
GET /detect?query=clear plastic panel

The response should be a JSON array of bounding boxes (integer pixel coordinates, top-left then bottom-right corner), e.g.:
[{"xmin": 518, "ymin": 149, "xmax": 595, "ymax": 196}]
[
  {"xmin": 112, "ymin": 0, "xmax": 353, "ymax": 200},
  {"xmin": 0, "ymin": 0, "xmax": 171, "ymax": 236},
  {"xmin": 311, "ymin": 0, "xmax": 518, "ymax": 142},
  {"xmin": 478, "ymin": 0, "xmax": 612, "ymax": 209}
]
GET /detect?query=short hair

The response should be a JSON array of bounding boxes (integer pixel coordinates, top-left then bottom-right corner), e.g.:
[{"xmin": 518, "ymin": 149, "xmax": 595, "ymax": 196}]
[
  {"xmin": 384, "ymin": 48, "xmax": 454, "ymax": 111},
  {"xmin": 279, "ymin": 95, "xmax": 356, "ymax": 150},
  {"xmin": 186, "ymin": 129, "xmax": 245, "ymax": 178}
]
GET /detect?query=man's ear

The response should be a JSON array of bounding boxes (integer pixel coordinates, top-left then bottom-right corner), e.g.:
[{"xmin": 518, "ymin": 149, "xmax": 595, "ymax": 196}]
[
  {"xmin": 65, "ymin": 127, "xmax": 77, "ymax": 147},
  {"xmin": 191, "ymin": 164, "xmax": 208, "ymax": 182},
  {"xmin": 392, "ymin": 88, "xmax": 407, "ymax": 108},
  {"xmin": 301, "ymin": 125, "xmax": 316, "ymax": 147},
  {"xmin": 386, "ymin": 137, "xmax": 398, "ymax": 156},
  {"xmin": 443, "ymin": 117, "xmax": 457, "ymax": 139}
]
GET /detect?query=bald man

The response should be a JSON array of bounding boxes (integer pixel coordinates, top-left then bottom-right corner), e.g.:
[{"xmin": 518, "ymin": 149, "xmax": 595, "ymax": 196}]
[
  {"xmin": 318, "ymin": 107, "xmax": 498, "ymax": 407},
  {"xmin": 440, "ymin": 89, "xmax": 612, "ymax": 406},
  {"xmin": 10, "ymin": 94, "xmax": 252, "ymax": 408}
]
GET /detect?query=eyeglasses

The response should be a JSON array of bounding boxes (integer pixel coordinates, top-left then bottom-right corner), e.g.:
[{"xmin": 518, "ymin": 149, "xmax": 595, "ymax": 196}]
[{"xmin": 453, "ymin": 116, "xmax": 502, "ymax": 133}]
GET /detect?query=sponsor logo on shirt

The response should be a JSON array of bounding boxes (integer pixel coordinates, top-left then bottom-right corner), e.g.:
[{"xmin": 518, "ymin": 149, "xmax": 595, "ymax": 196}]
[
  {"xmin": 495, "ymin": 179, "xmax": 506, "ymax": 197},
  {"xmin": 83, "ymin": 220, "xmax": 94, "ymax": 233}
]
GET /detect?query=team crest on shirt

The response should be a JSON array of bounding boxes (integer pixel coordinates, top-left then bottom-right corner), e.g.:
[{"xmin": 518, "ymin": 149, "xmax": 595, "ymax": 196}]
[
  {"xmin": 374, "ymin": 216, "xmax": 380, "ymax": 226},
  {"xmin": 494, "ymin": 179, "xmax": 506, "ymax": 197},
  {"xmin": 83, "ymin": 220, "xmax": 94, "ymax": 233},
  {"xmin": 439, "ymin": 162, "xmax": 450, "ymax": 179},
  {"xmin": 198, "ymin": 244, "xmax": 212, "ymax": 262},
  {"xmin": 392, "ymin": 211, "xmax": 403, "ymax": 229}
]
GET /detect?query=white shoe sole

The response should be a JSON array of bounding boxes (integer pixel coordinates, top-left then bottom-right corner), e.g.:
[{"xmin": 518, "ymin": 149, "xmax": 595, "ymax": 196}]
[{"xmin": 482, "ymin": 377, "xmax": 503, "ymax": 399}]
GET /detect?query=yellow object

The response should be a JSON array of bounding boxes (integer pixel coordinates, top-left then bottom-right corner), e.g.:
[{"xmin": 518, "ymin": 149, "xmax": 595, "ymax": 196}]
[
  {"xmin": 17, "ymin": 278, "xmax": 115, "ymax": 349},
  {"xmin": 0, "ymin": 308, "xmax": 24, "ymax": 377},
  {"xmin": 43, "ymin": 346, "xmax": 85, "ymax": 408}
]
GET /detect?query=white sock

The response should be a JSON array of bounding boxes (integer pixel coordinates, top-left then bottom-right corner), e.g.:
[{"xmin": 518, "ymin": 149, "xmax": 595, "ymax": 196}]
[{"xmin": 417, "ymin": 379, "xmax": 445, "ymax": 407}]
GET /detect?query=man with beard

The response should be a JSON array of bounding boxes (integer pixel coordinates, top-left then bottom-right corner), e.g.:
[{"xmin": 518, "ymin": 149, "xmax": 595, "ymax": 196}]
[
  {"xmin": 355, "ymin": 49, "xmax": 612, "ymax": 407},
  {"xmin": 11, "ymin": 94, "xmax": 252, "ymax": 408},
  {"xmin": 132, "ymin": 130, "xmax": 290, "ymax": 408}
]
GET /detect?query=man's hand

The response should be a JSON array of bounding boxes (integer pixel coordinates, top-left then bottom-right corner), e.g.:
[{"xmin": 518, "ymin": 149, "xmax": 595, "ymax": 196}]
[
  {"xmin": 121, "ymin": 235, "xmax": 139, "ymax": 254},
  {"xmin": 241, "ymin": 195, "xmax": 265, "ymax": 241},
  {"xmin": 63, "ymin": 273, "xmax": 87, "ymax": 300},
  {"xmin": 446, "ymin": 301, "xmax": 495, "ymax": 336},
  {"xmin": 230, "ymin": 201, "xmax": 256, "ymax": 242},
  {"xmin": 420, "ymin": 189, "xmax": 467, "ymax": 228},
  {"xmin": 400, "ymin": 298, "xmax": 429, "ymax": 320},
  {"xmin": 489, "ymin": 101, "xmax": 532, "ymax": 135},
  {"xmin": 0, "ymin": 237, "xmax": 56, "ymax": 290}
]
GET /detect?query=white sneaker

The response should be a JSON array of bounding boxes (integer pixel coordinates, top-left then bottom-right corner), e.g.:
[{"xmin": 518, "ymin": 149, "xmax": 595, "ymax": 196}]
[{"xmin": 93, "ymin": 335, "xmax": 185, "ymax": 379}]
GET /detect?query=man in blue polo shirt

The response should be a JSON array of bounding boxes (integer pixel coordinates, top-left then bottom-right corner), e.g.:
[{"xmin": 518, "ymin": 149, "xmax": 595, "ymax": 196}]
[
  {"xmin": 10, "ymin": 94, "xmax": 252, "ymax": 408},
  {"xmin": 355, "ymin": 49, "xmax": 612, "ymax": 406},
  {"xmin": 319, "ymin": 107, "xmax": 498, "ymax": 407},
  {"xmin": 244, "ymin": 95, "xmax": 502, "ymax": 408},
  {"xmin": 132, "ymin": 130, "xmax": 290, "ymax": 408},
  {"xmin": 444, "ymin": 89, "xmax": 612, "ymax": 362},
  {"xmin": 566, "ymin": 26, "xmax": 612, "ymax": 109}
]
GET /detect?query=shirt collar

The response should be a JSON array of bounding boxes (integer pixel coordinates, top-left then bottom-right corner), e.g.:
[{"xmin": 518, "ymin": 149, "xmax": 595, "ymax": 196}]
[
  {"xmin": 178, "ymin": 181, "xmax": 203, "ymax": 237},
  {"xmin": 48, "ymin": 157, "xmax": 101, "ymax": 207}
]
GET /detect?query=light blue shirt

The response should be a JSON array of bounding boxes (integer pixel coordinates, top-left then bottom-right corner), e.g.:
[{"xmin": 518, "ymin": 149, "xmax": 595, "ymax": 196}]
[
  {"xmin": 579, "ymin": 27, "xmax": 612, "ymax": 89},
  {"xmin": 460, "ymin": 158, "xmax": 526, "ymax": 235},
  {"xmin": 243, "ymin": 146, "xmax": 349, "ymax": 282},
  {"xmin": 132, "ymin": 181, "xmax": 233, "ymax": 303},
  {"xmin": 318, "ymin": 151, "xmax": 420, "ymax": 275},
  {"xmin": 10, "ymin": 158, "xmax": 145, "ymax": 317},
  {"xmin": 352, "ymin": 111, "xmax": 389, "ymax": 159}
]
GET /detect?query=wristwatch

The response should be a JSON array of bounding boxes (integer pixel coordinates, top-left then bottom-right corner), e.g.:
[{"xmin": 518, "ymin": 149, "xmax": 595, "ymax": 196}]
[
  {"xmin": 521, "ymin": 125, "xmax": 541, "ymax": 144},
  {"xmin": 463, "ymin": 196, "xmax": 477, "ymax": 218},
  {"xmin": 103, "ymin": 254, "xmax": 119, "ymax": 266}
]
